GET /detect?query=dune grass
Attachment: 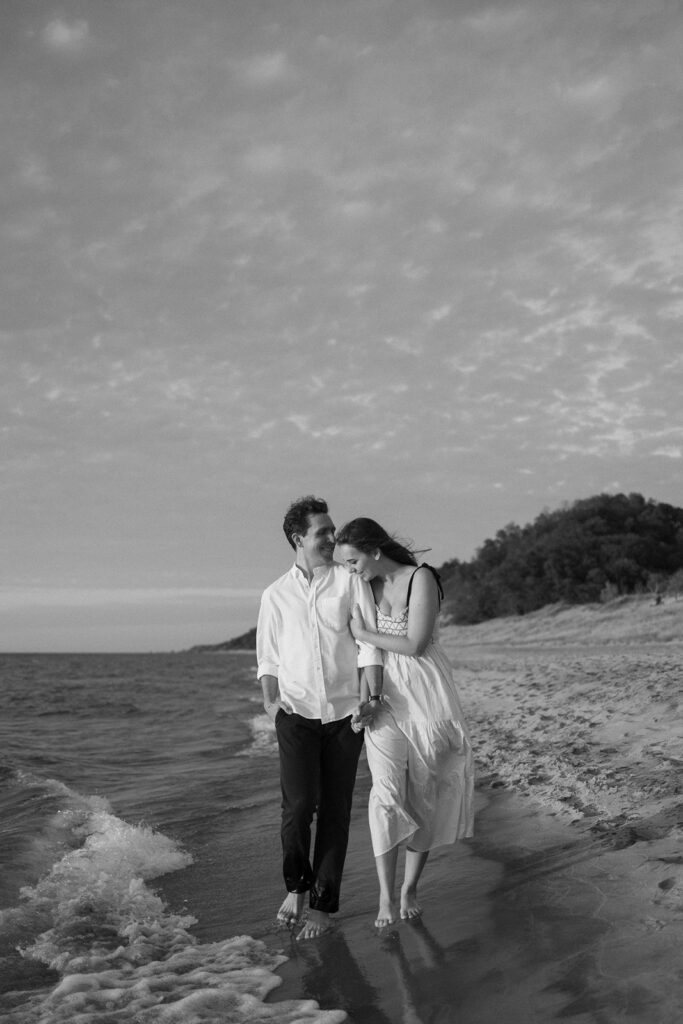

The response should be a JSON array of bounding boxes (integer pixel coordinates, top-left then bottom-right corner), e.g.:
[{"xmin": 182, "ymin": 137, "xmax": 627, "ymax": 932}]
[{"xmin": 442, "ymin": 593, "xmax": 683, "ymax": 647}]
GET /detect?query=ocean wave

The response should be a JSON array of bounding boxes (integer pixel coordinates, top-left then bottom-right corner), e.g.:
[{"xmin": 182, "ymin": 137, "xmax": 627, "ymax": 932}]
[
  {"xmin": 239, "ymin": 713, "xmax": 279, "ymax": 757},
  {"xmin": 0, "ymin": 773, "xmax": 346, "ymax": 1024},
  {"xmin": 7, "ymin": 937, "xmax": 347, "ymax": 1023},
  {"xmin": 1, "ymin": 776, "xmax": 194, "ymax": 964}
]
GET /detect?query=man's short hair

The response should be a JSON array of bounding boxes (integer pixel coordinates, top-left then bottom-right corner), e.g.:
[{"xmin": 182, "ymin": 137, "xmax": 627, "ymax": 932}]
[{"xmin": 283, "ymin": 495, "xmax": 328, "ymax": 549}]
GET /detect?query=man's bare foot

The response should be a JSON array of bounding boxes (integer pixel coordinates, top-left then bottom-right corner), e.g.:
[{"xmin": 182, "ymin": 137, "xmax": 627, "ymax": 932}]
[
  {"xmin": 277, "ymin": 892, "xmax": 304, "ymax": 927},
  {"xmin": 400, "ymin": 889, "xmax": 422, "ymax": 920},
  {"xmin": 297, "ymin": 908, "xmax": 332, "ymax": 940},
  {"xmin": 375, "ymin": 897, "xmax": 397, "ymax": 928}
]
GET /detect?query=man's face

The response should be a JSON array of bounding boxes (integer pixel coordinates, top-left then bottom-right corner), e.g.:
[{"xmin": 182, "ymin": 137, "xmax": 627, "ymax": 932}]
[{"xmin": 296, "ymin": 513, "xmax": 336, "ymax": 568}]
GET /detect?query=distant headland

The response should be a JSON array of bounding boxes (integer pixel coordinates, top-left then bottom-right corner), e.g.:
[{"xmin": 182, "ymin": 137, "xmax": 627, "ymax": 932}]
[{"xmin": 187, "ymin": 627, "xmax": 256, "ymax": 653}]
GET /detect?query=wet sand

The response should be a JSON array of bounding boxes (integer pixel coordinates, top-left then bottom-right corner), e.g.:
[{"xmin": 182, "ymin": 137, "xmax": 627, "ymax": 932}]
[
  {"xmin": 263, "ymin": 604, "xmax": 683, "ymax": 1023},
  {"xmin": 267, "ymin": 785, "xmax": 681, "ymax": 1023}
]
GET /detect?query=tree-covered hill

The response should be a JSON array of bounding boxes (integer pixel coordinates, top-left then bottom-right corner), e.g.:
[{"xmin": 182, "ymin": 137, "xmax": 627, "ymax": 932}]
[
  {"xmin": 188, "ymin": 627, "xmax": 256, "ymax": 652},
  {"xmin": 439, "ymin": 493, "xmax": 683, "ymax": 625}
]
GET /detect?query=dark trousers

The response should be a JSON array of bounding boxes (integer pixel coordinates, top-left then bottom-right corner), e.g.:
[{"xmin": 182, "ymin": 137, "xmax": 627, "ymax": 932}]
[{"xmin": 275, "ymin": 711, "xmax": 364, "ymax": 914}]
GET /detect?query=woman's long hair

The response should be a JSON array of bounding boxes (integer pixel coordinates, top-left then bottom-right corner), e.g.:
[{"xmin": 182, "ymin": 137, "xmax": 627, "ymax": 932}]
[{"xmin": 335, "ymin": 518, "xmax": 418, "ymax": 567}]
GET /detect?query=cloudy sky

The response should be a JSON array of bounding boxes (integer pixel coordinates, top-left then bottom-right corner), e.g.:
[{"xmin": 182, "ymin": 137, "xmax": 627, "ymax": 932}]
[{"xmin": 2, "ymin": 0, "xmax": 682, "ymax": 652}]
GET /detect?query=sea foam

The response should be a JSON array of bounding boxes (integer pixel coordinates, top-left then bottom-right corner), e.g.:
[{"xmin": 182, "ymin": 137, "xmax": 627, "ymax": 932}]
[
  {"xmin": 241, "ymin": 712, "xmax": 279, "ymax": 756},
  {"xmin": 1, "ymin": 777, "xmax": 346, "ymax": 1024}
]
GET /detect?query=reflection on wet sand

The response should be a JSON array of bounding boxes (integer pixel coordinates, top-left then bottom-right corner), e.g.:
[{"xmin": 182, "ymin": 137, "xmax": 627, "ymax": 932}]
[
  {"xmin": 285, "ymin": 926, "xmax": 393, "ymax": 1024},
  {"xmin": 293, "ymin": 914, "xmax": 476, "ymax": 1024},
  {"xmin": 378, "ymin": 920, "xmax": 446, "ymax": 1024},
  {"xmin": 267, "ymin": 782, "xmax": 682, "ymax": 1023}
]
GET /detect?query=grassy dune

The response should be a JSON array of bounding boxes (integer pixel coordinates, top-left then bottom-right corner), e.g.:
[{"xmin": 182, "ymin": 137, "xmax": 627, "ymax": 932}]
[{"xmin": 441, "ymin": 593, "xmax": 683, "ymax": 647}]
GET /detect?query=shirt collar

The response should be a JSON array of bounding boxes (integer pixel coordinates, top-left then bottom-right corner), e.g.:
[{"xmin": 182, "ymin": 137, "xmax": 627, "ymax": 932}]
[{"xmin": 290, "ymin": 562, "xmax": 334, "ymax": 581}]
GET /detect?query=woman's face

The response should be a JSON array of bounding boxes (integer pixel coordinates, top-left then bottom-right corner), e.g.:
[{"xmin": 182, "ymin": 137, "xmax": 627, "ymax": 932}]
[{"xmin": 335, "ymin": 543, "xmax": 378, "ymax": 581}]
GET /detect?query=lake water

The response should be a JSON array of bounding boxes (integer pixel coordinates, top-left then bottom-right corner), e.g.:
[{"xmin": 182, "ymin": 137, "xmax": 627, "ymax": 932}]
[
  {"xmin": 0, "ymin": 651, "xmax": 340, "ymax": 1023},
  {"xmin": 3, "ymin": 650, "xmax": 667, "ymax": 1024}
]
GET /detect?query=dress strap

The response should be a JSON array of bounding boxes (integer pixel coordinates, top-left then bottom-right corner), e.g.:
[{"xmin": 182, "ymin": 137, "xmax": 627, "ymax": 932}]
[{"xmin": 405, "ymin": 563, "xmax": 444, "ymax": 607}]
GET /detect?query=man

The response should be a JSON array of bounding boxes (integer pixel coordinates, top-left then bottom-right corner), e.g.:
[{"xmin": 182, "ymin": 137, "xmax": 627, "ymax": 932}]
[{"xmin": 257, "ymin": 495, "xmax": 383, "ymax": 940}]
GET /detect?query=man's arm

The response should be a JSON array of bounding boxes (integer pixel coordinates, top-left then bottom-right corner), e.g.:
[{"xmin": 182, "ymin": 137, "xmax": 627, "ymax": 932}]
[
  {"xmin": 351, "ymin": 576, "xmax": 383, "ymax": 669},
  {"xmin": 351, "ymin": 576, "xmax": 383, "ymax": 729},
  {"xmin": 260, "ymin": 673, "xmax": 289, "ymax": 722},
  {"xmin": 256, "ymin": 591, "xmax": 290, "ymax": 721}
]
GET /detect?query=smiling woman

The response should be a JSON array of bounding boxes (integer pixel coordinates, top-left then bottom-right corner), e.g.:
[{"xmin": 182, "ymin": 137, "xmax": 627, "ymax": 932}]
[
  {"xmin": 335, "ymin": 518, "xmax": 418, "ymax": 582},
  {"xmin": 334, "ymin": 515, "xmax": 474, "ymax": 930}
]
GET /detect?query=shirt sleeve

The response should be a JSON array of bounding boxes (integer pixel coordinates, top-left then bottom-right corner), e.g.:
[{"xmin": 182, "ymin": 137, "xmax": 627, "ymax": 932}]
[
  {"xmin": 256, "ymin": 590, "xmax": 279, "ymax": 680},
  {"xmin": 352, "ymin": 576, "xmax": 383, "ymax": 668}
]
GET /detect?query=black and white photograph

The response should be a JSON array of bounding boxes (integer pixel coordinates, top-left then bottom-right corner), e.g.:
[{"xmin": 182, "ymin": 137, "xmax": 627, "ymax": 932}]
[{"xmin": 2, "ymin": 2, "xmax": 682, "ymax": 1021}]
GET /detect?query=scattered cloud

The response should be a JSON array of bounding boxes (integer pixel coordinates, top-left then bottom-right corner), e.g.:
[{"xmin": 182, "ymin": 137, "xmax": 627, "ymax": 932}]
[
  {"xmin": 383, "ymin": 336, "xmax": 423, "ymax": 356},
  {"xmin": 287, "ymin": 414, "xmax": 310, "ymax": 434},
  {"xmin": 41, "ymin": 17, "xmax": 90, "ymax": 54},
  {"xmin": 653, "ymin": 446, "xmax": 682, "ymax": 459},
  {"xmin": 243, "ymin": 144, "xmax": 288, "ymax": 174},
  {"xmin": 240, "ymin": 52, "xmax": 292, "ymax": 87},
  {"xmin": 2, "ymin": 0, "xmax": 682, "ymax": 649},
  {"xmin": 424, "ymin": 305, "xmax": 452, "ymax": 325}
]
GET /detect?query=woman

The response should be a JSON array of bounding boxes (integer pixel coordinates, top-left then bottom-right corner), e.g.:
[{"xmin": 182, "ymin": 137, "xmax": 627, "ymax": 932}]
[{"xmin": 335, "ymin": 518, "xmax": 474, "ymax": 928}]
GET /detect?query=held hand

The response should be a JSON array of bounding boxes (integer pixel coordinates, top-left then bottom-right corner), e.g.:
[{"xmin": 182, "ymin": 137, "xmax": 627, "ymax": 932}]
[
  {"xmin": 350, "ymin": 707, "xmax": 365, "ymax": 733},
  {"xmin": 351, "ymin": 702, "xmax": 373, "ymax": 731},
  {"xmin": 352, "ymin": 698, "xmax": 382, "ymax": 731}
]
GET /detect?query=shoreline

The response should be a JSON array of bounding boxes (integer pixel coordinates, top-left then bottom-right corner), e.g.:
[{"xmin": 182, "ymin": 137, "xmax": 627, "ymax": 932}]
[
  {"xmin": 264, "ymin": 782, "xmax": 682, "ymax": 1023},
  {"xmin": 160, "ymin": 617, "xmax": 682, "ymax": 1021},
  {"xmin": 257, "ymin": 626, "xmax": 682, "ymax": 1023}
]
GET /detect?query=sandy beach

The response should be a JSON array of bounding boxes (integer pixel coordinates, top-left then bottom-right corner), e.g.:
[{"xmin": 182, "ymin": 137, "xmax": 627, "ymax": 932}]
[{"xmin": 258, "ymin": 597, "xmax": 683, "ymax": 1023}]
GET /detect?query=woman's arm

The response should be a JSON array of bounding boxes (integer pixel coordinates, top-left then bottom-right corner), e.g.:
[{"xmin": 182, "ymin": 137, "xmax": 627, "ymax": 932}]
[
  {"xmin": 351, "ymin": 567, "xmax": 440, "ymax": 657},
  {"xmin": 351, "ymin": 664, "xmax": 384, "ymax": 730},
  {"xmin": 359, "ymin": 664, "xmax": 383, "ymax": 702}
]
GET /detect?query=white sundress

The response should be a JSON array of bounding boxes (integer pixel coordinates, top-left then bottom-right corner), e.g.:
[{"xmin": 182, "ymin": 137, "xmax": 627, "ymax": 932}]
[{"xmin": 364, "ymin": 574, "xmax": 475, "ymax": 857}]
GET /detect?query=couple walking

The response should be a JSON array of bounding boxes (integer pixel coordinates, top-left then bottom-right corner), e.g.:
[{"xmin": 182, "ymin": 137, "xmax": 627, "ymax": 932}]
[{"xmin": 256, "ymin": 495, "xmax": 474, "ymax": 940}]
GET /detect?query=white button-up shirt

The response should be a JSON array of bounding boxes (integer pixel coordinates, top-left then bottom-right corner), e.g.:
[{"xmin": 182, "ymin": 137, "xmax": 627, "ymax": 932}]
[{"xmin": 256, "ymin": 563, "xmax": 382, "ymax": 723}]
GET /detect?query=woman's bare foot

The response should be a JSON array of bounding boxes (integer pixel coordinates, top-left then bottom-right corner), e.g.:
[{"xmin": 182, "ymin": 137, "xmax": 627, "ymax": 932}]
[
  {"xmin": 277, "ymin": 892, "xmax": 304, "ymax": 927},
  {"xmin": 400, "ymin": 888, "xmax": 422, "ymax": 920},
  {"xmin": 297, "ymin": 908, "xmax": 332, "ymax": 940},
  {"xmin": 375, "ymin": 897, "xmax": 397, "ymax": 928}
]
